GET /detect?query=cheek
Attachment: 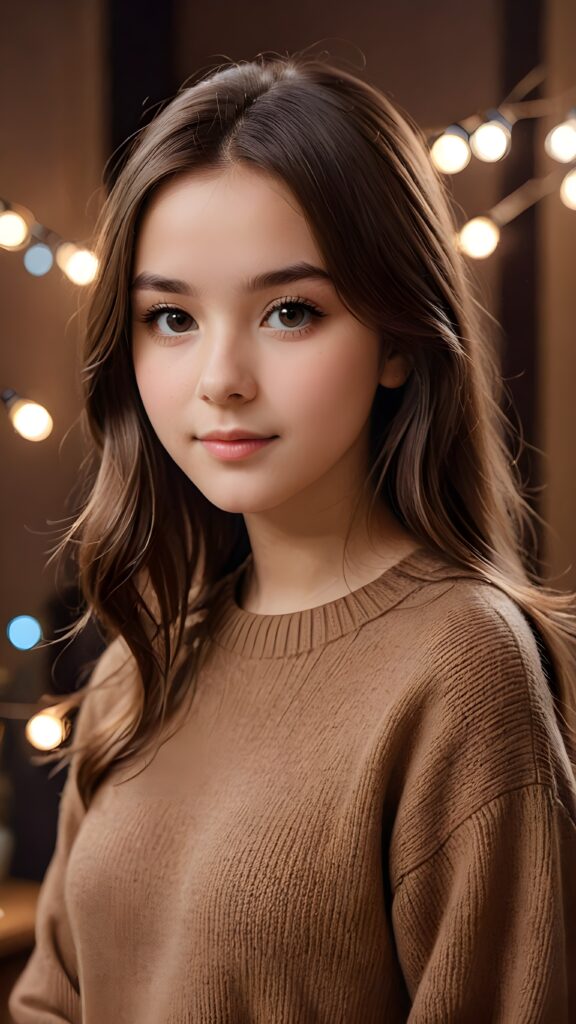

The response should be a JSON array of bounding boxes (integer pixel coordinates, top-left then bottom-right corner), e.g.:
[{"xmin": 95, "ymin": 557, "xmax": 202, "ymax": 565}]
[
  {"xmin": 280, "ymin": 338, "xmax": 378, "ymax": 432},
  {"xmin": 132, "ymin": 348, "xmax": 184, "ymax": 432}
]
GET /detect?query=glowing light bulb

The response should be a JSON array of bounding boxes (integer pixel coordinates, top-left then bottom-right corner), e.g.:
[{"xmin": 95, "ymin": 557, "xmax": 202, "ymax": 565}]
[
  {"xmin": 457, "ymin": 217, "xmax": 500, "ymax": 259},
  {"xmin": 545, "ymin": 119, "xmax": 576, "ymax": 162},
  {"xmin": 56, "ymin": 242, "xmax": 98, "ymax": 284},
  {"xmin": 0, "ymin": 211, "xmax": 29, "ymax": 248},
  {"xmin": 469, "ymin": 120, "xmax": 511, "ymax": 162},
  {"xmin": 65, "ymin": 248, "xmax": 98, "ymax": 284},
  {"xmin": 430, "ymin": 127, "xmax": 471, "ymax": 174},
  {"xmin": 25, "ymin": 711, "xmax": 70, "ymax": 751},
  {"xmin": 55, "ymin": 241, "xmax": 77, "ymax": 271},
  {"xmin": 9, "ymin": 398, "xmax": 53, "ymax": 441},
  {"xmin": 560, "ymin": 168, "xmax": 576, "ymax": 210}
]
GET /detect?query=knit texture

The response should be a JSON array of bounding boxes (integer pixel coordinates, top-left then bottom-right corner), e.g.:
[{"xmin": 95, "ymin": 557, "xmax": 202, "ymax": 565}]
[{"xmin": 8, "ymin": 545, "xmax": 576, "ymax": 1023}]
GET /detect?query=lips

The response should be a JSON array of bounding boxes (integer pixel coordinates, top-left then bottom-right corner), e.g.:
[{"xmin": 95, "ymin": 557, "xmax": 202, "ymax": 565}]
[
  {"xmin": 198, "ymin": 431, "xmax": 277, "ymax": 441},
  {"xmin": 199, "ymin": 435, "xmax": 277, "ymax": 461}
]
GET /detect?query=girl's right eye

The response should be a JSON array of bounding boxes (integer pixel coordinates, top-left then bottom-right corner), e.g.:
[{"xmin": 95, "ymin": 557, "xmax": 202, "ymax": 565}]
[{"xmin": 138, "ymin": 304, "xmax": 194, "ymax": 341}]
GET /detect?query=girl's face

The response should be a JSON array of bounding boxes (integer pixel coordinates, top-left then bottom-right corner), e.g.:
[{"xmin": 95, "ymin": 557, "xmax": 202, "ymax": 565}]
[{"xmin": 131, "ymin": 165, "xmax": 408, "ymax": 522}]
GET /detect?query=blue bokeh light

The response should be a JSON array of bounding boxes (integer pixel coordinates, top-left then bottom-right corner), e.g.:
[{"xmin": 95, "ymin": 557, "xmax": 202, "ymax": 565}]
[
  {"xmin": 7, "ymin": 615, "xmax": 43, "ymax": 650},
  {"xmin": 23, "ymin": 243, "xmax": 54, "ymax": 277}
]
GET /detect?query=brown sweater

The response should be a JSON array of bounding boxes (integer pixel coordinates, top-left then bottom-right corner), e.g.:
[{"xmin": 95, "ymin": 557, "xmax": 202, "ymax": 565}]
[{"xmin": 8, "ymin": 546, "xmax": 576, "ymax": 1022}]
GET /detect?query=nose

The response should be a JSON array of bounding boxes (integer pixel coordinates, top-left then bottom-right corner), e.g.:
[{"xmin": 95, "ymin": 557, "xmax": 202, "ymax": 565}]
[{"xmin": 197, "ymin": 332, "xmax": 258, "ymax": 405}]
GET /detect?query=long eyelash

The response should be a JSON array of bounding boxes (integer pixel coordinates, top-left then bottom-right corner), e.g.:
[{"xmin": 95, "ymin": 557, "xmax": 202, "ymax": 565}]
[
  {"xmin": 264, "ymin": 295, "xmax": 326, "ymax": 335},
  {"xmin": 138, "ymin": 302, "xmax": 182, "ymax": 326},
  {"xmin": 136, "ymin": 296, "xmax": 327, "ymax": 340}
]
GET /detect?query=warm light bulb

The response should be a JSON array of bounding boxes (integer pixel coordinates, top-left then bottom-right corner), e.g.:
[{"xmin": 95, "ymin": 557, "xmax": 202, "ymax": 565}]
[
  {"xmin": 458, "ymin": 217, "xmax": 500, "ymax": 259},
  {"xmin": 55, "ymin": 242, "xmax": 98, "ymax": 284},
  {"xmin": 560, "ymin": 168, "xmax": 576, "ymax": 210},
  {"xmin": 469, "ymin": 121, "xmax": 511, "ymax": 162},
  {"xmin": 55, "ymin": 241, "xmax": 78, "ymax": 271},
  {"xmin": 9, "ymin": 399, "xmax": 53, "ymax": 441},
  {"xmin": 25, "ymin": 711, "xmax": 70, "ymax": 751},
  {"xmin": 0, "ymin": 210, "xmax": 29, "ymax": 248},
  {"xmin": 65, "ymin": 248, "xmax": 98, "ymax": 285},
  {"xmin": 545, "ymin": 119, "xmax": 576, "ymax": 162},
  {"xmin": 430, "ymin": 129, "xmax": 471, "ymax": 174}
]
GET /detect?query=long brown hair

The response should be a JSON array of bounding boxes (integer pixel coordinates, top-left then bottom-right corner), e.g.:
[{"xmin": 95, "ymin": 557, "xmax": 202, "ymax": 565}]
[{"xmin": 37, "ymin": 49, "xmax": 576, "ymax": 809}]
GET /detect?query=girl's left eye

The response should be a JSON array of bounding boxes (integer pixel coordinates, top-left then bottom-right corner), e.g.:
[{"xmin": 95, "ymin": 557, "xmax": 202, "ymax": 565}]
[
  {"xmin": 135, "ymin": 296, "xmax": 327, "ymax": 342},
  {"xmin": 263, "ymin": 297, "xmax": 326, "ymax": 336}
]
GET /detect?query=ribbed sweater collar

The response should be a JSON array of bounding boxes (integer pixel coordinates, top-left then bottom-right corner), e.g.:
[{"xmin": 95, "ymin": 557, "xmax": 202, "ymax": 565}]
[{"xmin": 208, "ymin": 545, "xmax": 449, "ymax": 659}]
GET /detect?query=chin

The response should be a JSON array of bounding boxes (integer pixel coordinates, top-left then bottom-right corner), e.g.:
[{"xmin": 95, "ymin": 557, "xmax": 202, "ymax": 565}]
[
  {"xmin": 196, "ymin": 486, "xmax": 289, "ymax": 517},
  {"xmin": 188, "ymin": 486, "xmax": 268, "ymax": 516}
]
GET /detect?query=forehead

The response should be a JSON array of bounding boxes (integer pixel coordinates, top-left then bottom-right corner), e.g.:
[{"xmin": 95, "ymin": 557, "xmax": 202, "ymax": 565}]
[{"xmin": 134, "ymin": 165, "xmax": 320, "ymax": 270}]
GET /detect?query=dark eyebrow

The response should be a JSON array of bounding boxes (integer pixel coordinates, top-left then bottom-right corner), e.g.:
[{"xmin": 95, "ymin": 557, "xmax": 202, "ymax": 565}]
[{"xmin": 130, "ymin": 262, "xmax": 333, "ymax": 296}]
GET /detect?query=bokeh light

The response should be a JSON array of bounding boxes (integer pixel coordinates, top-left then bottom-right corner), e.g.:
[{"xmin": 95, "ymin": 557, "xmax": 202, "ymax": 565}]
[
  {"xmin": 7, "ymin": 615, "xmax": 43, "ymax": 650},
  {"xmin": 469, "ymin": 120, "xmax": 511, "ymax": 162},
  {"xmin": 430, "ymin": 128, "xmax": 471, "ymax": 174},
  {"xmin": 56, "ymin": 242, "xmax": 98, "ymax": 284},
  {"xmin": 545, "ymin": 119, "xmax": 576, "ymax": 162},
  {"xmin": 24, "ymin": 242, "xmax": 54, "ymax": 276},
  {"xmin": 0, "ymin": 210, "xmax": 29, "ymax": 249},
  {"xmin": 9, "ymin": 399, "xmax": 53, "ymax": 441},
  {"xmin": 457, "ymin": 216, "xmax": 500, "ymax": 258},
  {"xmin": 25, "ymin": 711, "xmax": 70, "ymax": 751},
  {"xmin": 560, "ymin": 168, "xmax": 576, "ymax": 210}
]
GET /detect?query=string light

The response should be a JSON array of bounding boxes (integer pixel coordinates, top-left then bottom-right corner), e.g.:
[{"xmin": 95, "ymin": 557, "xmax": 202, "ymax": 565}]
[
  {"xmin": 430, "ymin": 125, "xmax": 471, "ymax": 174},
  {"xmin": 25, "ymin": 711, "xmax": 70, "ymax": 751},
  {"xmin": 560, "ymin": 168, "xmax": 576, "ymax": 209},
  {"xmin": 0, "ymin": 209, "xmax": 29, "ymax": 249},
  {"xmin": 457, "ymin": 217, "xmax": 501, "ymax": 259},
  {"xmin": 426, "ymin": 73, "xmax": 576, "ymax": 177},
  {"xmin": 457, "ymin": 163, "xmax": 576, "ymax": 259},
  {"xmin": 1, "ymin": 388, "xmax": 53, "ymax": 441},
  {"xmin": 469, "ymin": 117, "xmax": 512, "ymax": 162},
  {"xmin": 0, "ymin": 197, "xmax": 98, "ymax": 284},
  {"xmin": 0, "ymin": 69, "xmax": 573, "ymax": 286},
  {"xmin": 424, "ymin": 72, "xmax": 575, "ymax": 258},
  {"xmin": 55, "ymin": 241, "xmax": 98, "ymax": 284},
  {"xmin": 544, "ymin": 113, "xmax": 576, "ymax": 162}
]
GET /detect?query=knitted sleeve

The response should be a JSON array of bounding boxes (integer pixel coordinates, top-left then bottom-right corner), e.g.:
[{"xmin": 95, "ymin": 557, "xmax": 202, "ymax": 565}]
[
  {"xmin": 8, "ymin": 638, "xmax": 132, "ymax": 1024},
  {"xmin": 388, "ymin": 585, "xmax": 576, "ymax": 1022},
  {"xmin": 391, "ymin": 782, "xmax": 576, "ymax": 1022}
]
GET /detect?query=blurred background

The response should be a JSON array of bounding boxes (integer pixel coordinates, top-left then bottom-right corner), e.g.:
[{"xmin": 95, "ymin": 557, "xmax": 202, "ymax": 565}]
[{"xmin": 0, "ymin": 0, "xmax": 574, "ymax": 1013}]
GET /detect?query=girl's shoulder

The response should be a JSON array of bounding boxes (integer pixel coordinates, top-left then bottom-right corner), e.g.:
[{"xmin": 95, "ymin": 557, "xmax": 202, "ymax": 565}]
[
  {"xmin": 395, "ymin": 556, "xmax": 576, "ymax": 804},
  {"xmin": 388, "ymin": 560, "xmax": 576, "ymax": 884},
  {"xmin": 398, "ymin": 547, "xmax": 546, "ymax": 673}
]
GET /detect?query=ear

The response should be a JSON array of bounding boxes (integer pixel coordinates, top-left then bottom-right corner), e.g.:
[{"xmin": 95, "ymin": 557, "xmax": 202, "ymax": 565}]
[{"xmin": 379, "ymin": 350, "xmax": 412, "ymax": 389}]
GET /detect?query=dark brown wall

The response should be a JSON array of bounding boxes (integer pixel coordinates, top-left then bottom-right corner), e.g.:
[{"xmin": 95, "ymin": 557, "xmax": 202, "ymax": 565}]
[{"xmin": 0, "ymin": 0, "xmax": 106, "ymax": 686}]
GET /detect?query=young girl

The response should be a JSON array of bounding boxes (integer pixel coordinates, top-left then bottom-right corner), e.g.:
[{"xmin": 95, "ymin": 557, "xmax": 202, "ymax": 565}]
[{"xmin": 9, "ymin": 51, "xmax": 576, "ymax": 1023}]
